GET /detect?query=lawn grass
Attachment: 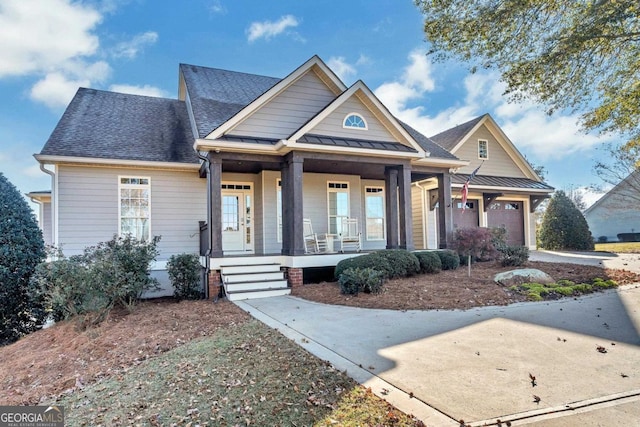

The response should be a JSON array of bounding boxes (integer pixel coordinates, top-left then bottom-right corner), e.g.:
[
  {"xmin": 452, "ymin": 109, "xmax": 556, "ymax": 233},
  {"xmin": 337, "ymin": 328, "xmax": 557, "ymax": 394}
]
[
  {"xmin": 54, "ymin": 319, "xmax": 422, "ymax": 426},
  {"xmin": 594, "ymin": 241, "xmax": 640, "ymax": 253}
]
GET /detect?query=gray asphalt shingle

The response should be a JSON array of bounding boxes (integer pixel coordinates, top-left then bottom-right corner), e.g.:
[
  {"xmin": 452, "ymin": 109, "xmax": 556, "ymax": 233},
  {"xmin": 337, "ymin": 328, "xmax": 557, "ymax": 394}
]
[
  {"xmin": 40, "ymin": 88, "xmax": 197, "ymax": 164},
  {"xmin": 430, "ymin": 114, "xmax": 486, "ymax": 151}
]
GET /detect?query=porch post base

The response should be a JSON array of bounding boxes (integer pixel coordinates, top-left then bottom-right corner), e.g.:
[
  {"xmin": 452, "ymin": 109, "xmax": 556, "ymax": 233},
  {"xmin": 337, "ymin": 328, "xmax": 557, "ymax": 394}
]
[
  {"xmin": 284, "ymin": 267, "xmax": 303, "ymax": 288},
  {"xmin": 208, "ymin": 270, "xmax": 221, "ymax": 300}
]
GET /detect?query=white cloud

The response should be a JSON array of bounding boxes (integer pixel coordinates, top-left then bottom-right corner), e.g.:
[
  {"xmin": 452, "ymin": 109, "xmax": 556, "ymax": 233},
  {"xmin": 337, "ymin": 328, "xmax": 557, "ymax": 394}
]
[
  {"xmin": 375, "ymin": 49, "xmax": 616, "ymax": 158},
  {"xmin": 30, "ymin": 73, "xmax": 89, "ymax": 108},
  {"xmin": 108, "ymin": 84, "xmax": 168, "ymax": 98},
  {"xmin": 29, "ymin": 61, "xmax": 112, "ymax": 108},
  {"xmin": 112, "ymin": 31, "xmax": 158, "ymax": 59},
  {"xmin": 246, "ymin": 15, "xmax": 300, "ymax": 42},
  {"xmin": 209, "ymin": 0, "xmax": 226, "ymax": 14},
  {"xmin": 0, "ymin": 0, "xmax": 101, "ymax": 77},
  {"xmin": 327, "ymin": 56, "xmax": 356, "ymax": 82}
]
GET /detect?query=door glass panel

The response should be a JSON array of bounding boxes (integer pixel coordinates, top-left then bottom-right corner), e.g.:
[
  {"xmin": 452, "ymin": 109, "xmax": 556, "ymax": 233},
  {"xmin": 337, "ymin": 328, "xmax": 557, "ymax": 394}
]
[
  {"xmin": 222, "ymin": 195, "xmax": 239, "ymax": 231},
  {"xmin": 245, "ymin": 194, "xmax": 251, "ymax": 245}
]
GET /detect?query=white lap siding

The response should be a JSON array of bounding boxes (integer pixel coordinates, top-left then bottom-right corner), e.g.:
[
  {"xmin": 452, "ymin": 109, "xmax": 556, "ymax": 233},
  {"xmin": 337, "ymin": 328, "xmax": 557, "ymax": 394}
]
[{"xmin": 56, "ymin": 164, "xmax": 206, "ymax": 259}]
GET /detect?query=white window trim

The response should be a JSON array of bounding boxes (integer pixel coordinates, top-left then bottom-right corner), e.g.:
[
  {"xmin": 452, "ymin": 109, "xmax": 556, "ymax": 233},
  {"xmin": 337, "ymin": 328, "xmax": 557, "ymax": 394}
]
[
  {"xmin": 365, "ymin": 186, "xmax": 386, "ymax": 241},
  {"xmin": 118, "ymin": 176, "xmax": 151, "ymax": 240},
  {"xmin": 327, "ymin": 181, "xmax": 350, "ymax": 235},
  {"xmin": 342, "ymin": 112, "xmax": 368, "ymax": 130},
  {"xmin": 478, "ymin": 139, "xmax": 489, "ymax": 159}
]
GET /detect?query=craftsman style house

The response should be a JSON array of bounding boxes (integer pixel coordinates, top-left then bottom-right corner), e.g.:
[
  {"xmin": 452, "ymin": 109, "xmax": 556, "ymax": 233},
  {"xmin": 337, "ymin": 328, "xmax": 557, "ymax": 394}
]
[{"xmin": 33, "ymin": 56, "xmax": 552, "ymax": 299}]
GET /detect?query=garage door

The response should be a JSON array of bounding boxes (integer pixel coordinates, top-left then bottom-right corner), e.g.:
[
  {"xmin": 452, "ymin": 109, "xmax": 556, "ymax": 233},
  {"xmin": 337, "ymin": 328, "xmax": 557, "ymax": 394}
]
[
  {"xmin": 487, "ymin": 201, "xmax": 524, "ymax": 246},
  {"xmin": 453, "ymin": 200, "xmax": 479, "ymax": 230}
]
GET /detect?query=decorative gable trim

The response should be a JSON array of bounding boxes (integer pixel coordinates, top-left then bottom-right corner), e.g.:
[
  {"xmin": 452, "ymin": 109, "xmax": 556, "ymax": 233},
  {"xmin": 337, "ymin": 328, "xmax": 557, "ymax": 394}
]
[
  {"xmin": 204, "ymin": 55, "xmax": 346, "ymax": 140},
  {"xmin": 286, "ymin": 80, "xmax": 426, "ymax": 155}
]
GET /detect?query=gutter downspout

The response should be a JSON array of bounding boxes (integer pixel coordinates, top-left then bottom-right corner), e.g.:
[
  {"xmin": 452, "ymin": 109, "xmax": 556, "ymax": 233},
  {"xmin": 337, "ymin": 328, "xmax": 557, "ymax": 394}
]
[
  {"xmin": 39, "ymin": 162, "xmax": 56, "ymax": 249},
  {"xmin": 196, "ymin": 151, "xmax": 212, "ymax": 300}
]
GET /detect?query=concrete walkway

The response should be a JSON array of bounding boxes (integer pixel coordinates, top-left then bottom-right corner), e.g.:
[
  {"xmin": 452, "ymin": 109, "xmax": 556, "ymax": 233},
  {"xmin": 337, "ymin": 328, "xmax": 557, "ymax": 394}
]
[{"xmin": 235, "ymin": 251, "xmax": 640, "ymax": 426}]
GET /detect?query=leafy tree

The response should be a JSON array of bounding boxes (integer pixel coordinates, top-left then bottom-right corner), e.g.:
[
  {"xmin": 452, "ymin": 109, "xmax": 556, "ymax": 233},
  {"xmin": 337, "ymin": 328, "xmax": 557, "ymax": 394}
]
[
  {"xmin": 0, "ymin": 173, "xmax": 46, "ymax": 345},
  {"xmin": 538, "ymin": 190, "xmax": 594, "ymax": 251},
  {"xmin": 415, "ymin": 0, "xmax": 640, "ymax": 147},
  {"xmin": 564, "ymin": 185, "xmax": 587, "ymax": 211},
  {"xmin": 593, "ymin": 143, "xmax": 640, "ymax": 205}
]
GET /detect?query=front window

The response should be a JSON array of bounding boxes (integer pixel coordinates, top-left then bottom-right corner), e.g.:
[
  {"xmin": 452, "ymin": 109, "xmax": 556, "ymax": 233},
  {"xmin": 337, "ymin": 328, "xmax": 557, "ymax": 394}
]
[
  {"xmin": 365, "ymin": 187, "xmax": 385, "ymax": 240},
  {"xmin": 328, "ymin": 182, "xmax": 349, "ymax": 234},
  {"xmin": 119, "ymin": 177, "xmax": 150, "ymax": 240},
  {"xmin": 478, "ymin": 139, "xmax": 488, "ymax": 159}
]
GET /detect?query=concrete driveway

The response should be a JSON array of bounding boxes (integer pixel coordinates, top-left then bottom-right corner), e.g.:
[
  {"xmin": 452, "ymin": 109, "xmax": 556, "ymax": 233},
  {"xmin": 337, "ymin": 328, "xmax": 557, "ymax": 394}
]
[{"xmin": 235, "ymin": 251, "xmax": 640, "ymax": 426}]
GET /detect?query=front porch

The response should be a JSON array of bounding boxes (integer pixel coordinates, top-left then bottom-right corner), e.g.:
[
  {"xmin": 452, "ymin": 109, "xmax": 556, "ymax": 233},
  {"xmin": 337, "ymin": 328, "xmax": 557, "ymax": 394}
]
[{"xmin": 204, "ymin": 252, "xmax": 368, "ymax": 301}]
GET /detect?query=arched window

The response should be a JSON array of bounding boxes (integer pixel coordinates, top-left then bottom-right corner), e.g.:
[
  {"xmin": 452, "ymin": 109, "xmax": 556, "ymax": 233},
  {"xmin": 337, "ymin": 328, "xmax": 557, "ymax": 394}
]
[{"xmin": 343, "ymin": 113, "xmax": 367, "ymax": 130}]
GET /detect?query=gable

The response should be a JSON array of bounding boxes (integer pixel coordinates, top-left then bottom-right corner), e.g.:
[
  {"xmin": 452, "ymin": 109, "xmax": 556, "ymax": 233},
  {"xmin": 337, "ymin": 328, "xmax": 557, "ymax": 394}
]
[
  {"xmin": 228, "ymin": 69, "xmax": 338, "ymax": 139},
  {"xmin": 455, "ymin": 124, "xmax": 527, "ymax": 178},
  {"xmin": 308, "ymin": 94, "xmax": 397, "ymax": 142}
]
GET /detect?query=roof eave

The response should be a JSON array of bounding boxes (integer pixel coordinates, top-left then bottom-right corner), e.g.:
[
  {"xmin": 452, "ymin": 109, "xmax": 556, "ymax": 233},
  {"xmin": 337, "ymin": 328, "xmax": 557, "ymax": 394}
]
[{"xmin": 34, "ymin": 154, "xmax": 200, "ymax": 170}]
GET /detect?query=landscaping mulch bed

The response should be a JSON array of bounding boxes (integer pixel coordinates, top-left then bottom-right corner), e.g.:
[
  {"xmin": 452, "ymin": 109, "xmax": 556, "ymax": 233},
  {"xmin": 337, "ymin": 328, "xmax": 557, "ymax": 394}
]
[{"xmin": 293, "ymin": 261, "xmax": 640, "ymax": 311}]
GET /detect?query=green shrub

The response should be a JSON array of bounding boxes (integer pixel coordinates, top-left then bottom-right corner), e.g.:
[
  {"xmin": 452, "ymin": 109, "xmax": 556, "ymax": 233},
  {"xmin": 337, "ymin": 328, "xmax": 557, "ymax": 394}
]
[
  {"xmin": 538, "ymin": 190, "xmax": 594, "ymax": 250},
  {"xmin": 436, "ymin": 250, "xmax": 460, "ymax": 270},
  {"xmin": 338, "ymin": 268, "xmax": 385, "ymax": 295},
  {"xmin": 373, "ymin": 250, "xmax": 420, "ymax": 278},
  {"xmin": 167, "ymin": 253, "xmax": 202, "ymax": 301},
  {"xmin": 32, "ymin": 235, "xmax": 160, "ymax": 327},
  {"xmin": 87, "ymin": 235, "xmax": 160, "ymax": 311},
  {"xmin": 414, "ymin": 251, "xmax": 442, "ymax": 274},
  {"xmin": 452, "ymin": 227, "xmax": 500, "ymax": 262},
  {"xmin": 555, "ymin": 286, "xmax": 575, "ymax": 296},
  {"xmin": 498, "ymin": 245, "xmax": 530, "ymax": 267},
  {"xmin": 0, "ymin": 173, "xmax": 47, "ymax": 345},
  {"xmin": 335, "ymin": 253, "xmax": 391, "ymax": 279},
  {"xmin": 572, "ymin": 283, "xmax": 593, "ymax": 293}
]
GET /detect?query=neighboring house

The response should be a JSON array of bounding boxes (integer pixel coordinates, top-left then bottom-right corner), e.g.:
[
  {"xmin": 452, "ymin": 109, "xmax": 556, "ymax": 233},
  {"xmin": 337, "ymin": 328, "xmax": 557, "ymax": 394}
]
[
  {"xmin": 32, "ymin": 56, "xmax": 552, "ymax": 300},
  {"xmin": 584, "ymin": 170, "xmax": 640, "ymax": 242}
]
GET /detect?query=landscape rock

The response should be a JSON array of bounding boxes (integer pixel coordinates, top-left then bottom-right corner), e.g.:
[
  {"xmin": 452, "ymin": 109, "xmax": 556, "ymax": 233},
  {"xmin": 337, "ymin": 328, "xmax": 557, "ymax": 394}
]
[{"xmin": 494, "ymin": 269, "xmax": 555, "ymax": 287}]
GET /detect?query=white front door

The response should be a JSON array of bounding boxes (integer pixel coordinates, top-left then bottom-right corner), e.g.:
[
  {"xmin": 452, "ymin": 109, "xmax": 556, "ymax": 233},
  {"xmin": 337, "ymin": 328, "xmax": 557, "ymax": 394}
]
[{"xmin": 221, "ymin": 186, "xmax": 253, "ymax": 253}]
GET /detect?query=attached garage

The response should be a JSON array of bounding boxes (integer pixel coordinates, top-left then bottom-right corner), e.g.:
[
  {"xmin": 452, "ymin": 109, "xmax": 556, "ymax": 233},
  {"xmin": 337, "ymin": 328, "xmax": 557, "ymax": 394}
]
[
  {"xmin": 487, "ymin": 200, "xmax": 524, "ymax": 246},
  {"xmin": 453, "ymin": 199, "xmax": 479, "ymax": 230}
]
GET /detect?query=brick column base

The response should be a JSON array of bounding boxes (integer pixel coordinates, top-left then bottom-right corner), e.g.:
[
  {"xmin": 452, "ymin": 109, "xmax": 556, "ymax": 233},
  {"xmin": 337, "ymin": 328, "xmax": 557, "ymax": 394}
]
[
  {"xmin": 284, "ymin": 267, "xmax": 303, "ymax": 288},
  {"xmin": 208, "ymin": 270, "xmax": 221, "ymax": 300}
]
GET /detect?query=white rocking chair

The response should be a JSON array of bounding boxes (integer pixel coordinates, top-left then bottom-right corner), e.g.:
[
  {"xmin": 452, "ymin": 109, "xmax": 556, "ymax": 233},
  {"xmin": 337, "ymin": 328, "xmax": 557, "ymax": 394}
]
[
  {"xmin": 339, "ymin": 218, "xmax": 361, "ymax": 253},
  {"xmin": 303, "ymin": 218, "xmax": 328, "ymax": 253}
]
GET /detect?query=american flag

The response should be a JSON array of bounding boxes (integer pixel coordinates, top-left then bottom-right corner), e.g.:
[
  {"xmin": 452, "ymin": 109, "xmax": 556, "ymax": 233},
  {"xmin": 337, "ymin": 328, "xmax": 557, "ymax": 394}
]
[{"xmin": 461, "ymin": 162, "xmax": 483, "ymax": 210}]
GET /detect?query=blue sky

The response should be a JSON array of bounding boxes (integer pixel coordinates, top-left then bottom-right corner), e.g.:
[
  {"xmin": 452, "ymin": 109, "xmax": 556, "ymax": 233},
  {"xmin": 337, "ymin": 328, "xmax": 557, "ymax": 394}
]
[{"xmin": 0, "ymin": 0, "xmax": 617, "ymax": 211}]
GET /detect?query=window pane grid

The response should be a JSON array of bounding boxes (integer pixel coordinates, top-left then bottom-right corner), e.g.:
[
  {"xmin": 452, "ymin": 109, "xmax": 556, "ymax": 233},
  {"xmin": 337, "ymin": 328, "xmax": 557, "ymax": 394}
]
[
  {"xmin": 119, "ymin": 177, "xmax": 150, "ymax": 241},
  {"xmin": 365, "ymin": 187, "xmax": 385, "ymax": 240}
]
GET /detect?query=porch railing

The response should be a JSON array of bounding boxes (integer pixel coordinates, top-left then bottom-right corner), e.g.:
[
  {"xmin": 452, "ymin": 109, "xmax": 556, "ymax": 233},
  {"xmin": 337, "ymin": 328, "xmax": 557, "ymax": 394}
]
[{"xmin": 199, "ymin": 221, "xmax": 208, "ymax": 256}]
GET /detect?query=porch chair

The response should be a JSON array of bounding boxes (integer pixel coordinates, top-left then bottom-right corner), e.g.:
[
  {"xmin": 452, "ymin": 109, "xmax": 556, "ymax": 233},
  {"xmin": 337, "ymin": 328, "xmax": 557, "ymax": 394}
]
[
  {"xmin": 339, "ymin": 217, "xmax": 362, "ymax": 253},
  {"xmin": 303, "ymin": 218, "xmax": 329, "ymax": 253}
]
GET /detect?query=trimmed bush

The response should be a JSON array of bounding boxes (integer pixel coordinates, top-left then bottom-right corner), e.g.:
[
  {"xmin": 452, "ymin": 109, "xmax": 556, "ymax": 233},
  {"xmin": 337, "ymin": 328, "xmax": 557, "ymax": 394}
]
[
  {"xmin": 338, "ymin": 267, "xmax": 385, "ymax": 295},
  {"xmin": 0, "ymin": 173, "xmax": 46, "ymax": 345},
  {"xmin": 452, "ymin": 227, "xmax": 499, "ymax": 262},
  {"xmin": 31, "ymin": 235, "xmax": 160, "ymax": 327},
  {"xmin": 414, "ymin": 251, "xmax": 442, "ymax": 274},
  {"xmin": 436, "ymin": 250, "xmax": 460, "ymax": 270},
  {"xmin": 373, "ymin": 249, "xmax": 420, "ymax": 278},
  {"xmin": 538, "ymin": 190, "xmax": 594, "ymax": 250},
  {"xmin": 335, "ymin": 253, "xmax": 391, "ymax": 279},
  {"xmin": 498, "ymin": 245, "xmax": 530, "ymax": 267},
  {"xmin": 167, "ymin": 253, "xmax": 202, "ymax": 301}
]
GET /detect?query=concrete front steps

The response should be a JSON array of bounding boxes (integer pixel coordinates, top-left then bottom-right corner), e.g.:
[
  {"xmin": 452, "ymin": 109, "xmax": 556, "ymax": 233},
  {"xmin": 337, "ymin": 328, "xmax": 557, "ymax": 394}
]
[{"xmin": 221, "ymin": 261, "xmax": 290, "ymax": 301}]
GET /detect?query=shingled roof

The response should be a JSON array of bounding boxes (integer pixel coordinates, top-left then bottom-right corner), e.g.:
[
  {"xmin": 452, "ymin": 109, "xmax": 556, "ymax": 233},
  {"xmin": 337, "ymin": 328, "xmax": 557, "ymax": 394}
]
[
  {"xmin": 451, "ymin": 174, "xmax": 554, "ymax": 191},
  {"xmin": 40, "ymin": 88, "xmax": 197, "ymax": 164},
  {"xmin": 430, "ymin": 114, "xmax": 486, "ymax": 151},
  {"xmin": 179, "ymin": 64, "xmax": 281, "ymax": 138}
]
